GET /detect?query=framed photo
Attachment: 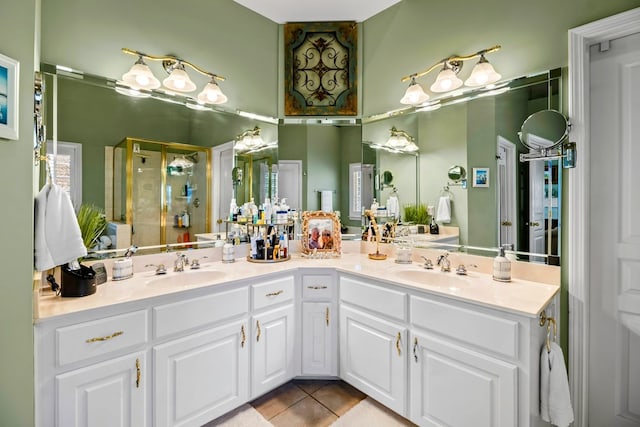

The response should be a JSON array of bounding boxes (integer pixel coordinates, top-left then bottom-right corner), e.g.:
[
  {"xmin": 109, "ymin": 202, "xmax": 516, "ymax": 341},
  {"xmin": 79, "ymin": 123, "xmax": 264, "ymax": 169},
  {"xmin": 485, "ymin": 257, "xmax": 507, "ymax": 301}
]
[
  {"xmin": 472, "ymin": 167, "xmax": 490, "ymax": 188},
  {"xmin": 0, "ymin": 52, "xmax": 19, "ymax": 140},
  {"xmin": 301, "ymin": 210, "xmax": 341, "ymax": 255}
]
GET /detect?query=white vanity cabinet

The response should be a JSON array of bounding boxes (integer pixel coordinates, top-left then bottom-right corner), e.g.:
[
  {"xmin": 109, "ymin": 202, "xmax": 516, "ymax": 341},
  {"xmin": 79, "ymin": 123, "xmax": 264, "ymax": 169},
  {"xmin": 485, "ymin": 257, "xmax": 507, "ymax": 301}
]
[
  {"xmin": 35, "ymin": 309, "xmax": 151, "ymax": 427},
  {"xmin": 339, "ymin": 276, "xmax": 409, "ymax": 415},
  {"xmin": 300, "ymin": 271, "xmax": 337, "ymax": 377},
  {"xmin": 250, "ymin": 275, "xmax": 297, "ymax": 398},
  {"xmin": 152, "ymin": 286, "xmax": 250, "ymax": 427}
]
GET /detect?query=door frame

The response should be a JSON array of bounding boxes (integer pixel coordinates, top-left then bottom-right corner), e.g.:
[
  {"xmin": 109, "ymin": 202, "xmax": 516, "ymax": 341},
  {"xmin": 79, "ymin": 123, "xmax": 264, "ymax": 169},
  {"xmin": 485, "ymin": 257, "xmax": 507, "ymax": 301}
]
[
  {"xmin": 212, "ymin": 141, "xmax": 234, "ymax": 233},
  {"xmin": 496, "ymin": 136, "xmax": 517, "ymax": 250},
  {"xmin": 568, "ymin": 7, "xmax": 640, "ymax": 426}
]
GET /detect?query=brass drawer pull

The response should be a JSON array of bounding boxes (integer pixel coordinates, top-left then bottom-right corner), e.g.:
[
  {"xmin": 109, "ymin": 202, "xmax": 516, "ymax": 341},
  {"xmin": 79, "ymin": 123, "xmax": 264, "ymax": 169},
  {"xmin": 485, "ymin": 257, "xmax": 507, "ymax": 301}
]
[
  {"xmin": 325, "ymin": 307, "xmax": 330, "ymax": 326},
  {"xmin": 256, "ymin": 320, "xmax": 261, "ymax": 342},
  {"xmin": 396, "ymin": 332, "xmax": 402, "ymax": 356},
  {"xmin": 135, "ymin": 358, "xmax": 141, "ymax": 388},
  {"xmin": 241, "ymin": 325, "xmax": 246, "ymax": 348},
  {"xmin": 307, "ymin": 285, "xmax": 328, "ymax": 290},
  {"xmin": 86, "ymin": 331, "xmax": 124, "ymax": 343},
  {"xmin": 266, "ymin": 290, "xmax": 283, "ymax": 297}
]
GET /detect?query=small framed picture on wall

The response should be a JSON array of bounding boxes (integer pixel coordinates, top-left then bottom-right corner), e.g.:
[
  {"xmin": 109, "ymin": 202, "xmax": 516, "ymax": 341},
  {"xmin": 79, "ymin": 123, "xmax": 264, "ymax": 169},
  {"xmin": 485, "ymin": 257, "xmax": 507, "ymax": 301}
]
[
  {"xmin": 0, "ymin": 52, "xmax": 19, "ymax": 140},
  {"xmin": 472, "ymin": 167, "xmax": 490, "ymax": 188}
]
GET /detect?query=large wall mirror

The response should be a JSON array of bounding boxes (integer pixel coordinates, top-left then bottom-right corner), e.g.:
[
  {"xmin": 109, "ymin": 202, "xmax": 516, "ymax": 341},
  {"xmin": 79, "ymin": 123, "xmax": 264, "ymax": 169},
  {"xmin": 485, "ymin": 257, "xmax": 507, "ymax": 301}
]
[{"xmin": 362, "ymin": 69, "xmax": 564, "ymax": 263}]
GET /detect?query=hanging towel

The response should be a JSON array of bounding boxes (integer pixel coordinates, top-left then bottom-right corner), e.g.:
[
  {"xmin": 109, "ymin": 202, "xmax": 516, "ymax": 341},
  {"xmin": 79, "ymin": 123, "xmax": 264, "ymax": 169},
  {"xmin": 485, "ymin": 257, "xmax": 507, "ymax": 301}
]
[
  {"xmin": 436, "ymin": 196, "xmax": 451, "ymax": 223},
  {"xmin": 34, "ymin": 183, "xmax": 87, "ymax": 271},
  {"xmin": 321, "ymin": 190, "xmax": 333, "ymax": 212},
  {"xmin": 387, "ymin": 195, "xmax": 399, "ymax": 219},
  {"xmin": 540, "ymin": 342, "xmax": 574, "ymax": 427}
]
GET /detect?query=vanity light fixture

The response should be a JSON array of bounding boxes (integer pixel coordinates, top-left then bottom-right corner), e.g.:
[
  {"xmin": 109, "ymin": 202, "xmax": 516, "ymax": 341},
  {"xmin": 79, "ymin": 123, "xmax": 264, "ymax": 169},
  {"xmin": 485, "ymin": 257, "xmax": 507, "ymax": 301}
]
[
  {"xmin": 234, "ymin": 126, "xmax": 275, "ymax": 153},
  {"xmin": 371, "ymin": 127, "xmax": 418, "ymax": 153},
  {"xmin": 400, "ymin": 45, "xmax": 501, "ymax": 105},
  {"xmin": 121, "ymin": 48, "xmax": 228, "ymax": 104}
]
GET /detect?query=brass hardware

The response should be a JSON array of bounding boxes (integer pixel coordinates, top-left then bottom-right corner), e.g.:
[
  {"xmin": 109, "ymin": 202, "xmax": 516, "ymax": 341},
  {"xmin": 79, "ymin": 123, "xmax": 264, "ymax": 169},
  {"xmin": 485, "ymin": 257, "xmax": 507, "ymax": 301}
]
[
  {"xmin": 256, "ymin": 320, "xmax": 261, "ymax": 342},
  {"xmin": 86, "ymin": 331, "xmax": 124, "ymax": 343},
  {"xmin": 135, "ymin": 358, "xmax": 141, "ymax": 388},
  {"xmin": 396, "ymin": 332, "xmax": 402, "ymax": 356},
  {"xmin": 400, "ymin": 45, "xmax": 501, "ymax": 82},
  {"xmin": 501, "ymin": 221, "xmax": 512, "ymax": 226},
  {"xmin": 539, "ymin": 310, "xmax": 558, "ymax": 353},
  {"xmin": 266, "ymin": 290, "xmax": 283, "ymax": 297},
  {"xmin": 241, "ymin": 325, "xmax": 246, "ymax": 348},
  {"xmin": 307, "ymin": 285, "xmax": 328, "ymax": 290},
  {"xmin": 530, "ymin": 221, "xmax": 540, "ymax": 227},
  {"xmin": 413, "ymin": 337, "xmax": 419, "ymax": 363},
  {"xmin": 326, "ymin": 307, "xmax": 330, "ymax": 326}
]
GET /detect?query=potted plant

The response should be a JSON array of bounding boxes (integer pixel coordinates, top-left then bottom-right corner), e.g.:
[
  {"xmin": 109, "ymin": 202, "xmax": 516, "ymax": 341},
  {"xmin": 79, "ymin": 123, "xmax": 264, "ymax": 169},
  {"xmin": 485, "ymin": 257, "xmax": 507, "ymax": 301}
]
[
  {"xmin": 76, "ymin": 204, "xmax": 107, "ymax": 251},
  {"xmin": 403, "ymin": 203, "xmax": 430, "ymax": 225}
]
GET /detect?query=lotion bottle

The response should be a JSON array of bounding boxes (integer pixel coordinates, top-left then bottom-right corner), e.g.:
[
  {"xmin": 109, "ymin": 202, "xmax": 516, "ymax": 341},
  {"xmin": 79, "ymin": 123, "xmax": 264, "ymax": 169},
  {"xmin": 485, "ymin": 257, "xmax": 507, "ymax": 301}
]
[{"xmin": 493, "ymin": 245, "xmax": 511, "ymax": 282}]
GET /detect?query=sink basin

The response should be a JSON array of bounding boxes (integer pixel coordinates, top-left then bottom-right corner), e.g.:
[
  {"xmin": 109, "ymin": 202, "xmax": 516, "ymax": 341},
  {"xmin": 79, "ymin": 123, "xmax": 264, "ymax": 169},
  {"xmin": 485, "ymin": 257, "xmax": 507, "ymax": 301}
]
[
  {"xmin": 393, "ymin": 270, "xmax": 474, "ymax": 290},
  {"xmin": 145, "ymin": 270, "xmax": 226, "ymax": 288}
]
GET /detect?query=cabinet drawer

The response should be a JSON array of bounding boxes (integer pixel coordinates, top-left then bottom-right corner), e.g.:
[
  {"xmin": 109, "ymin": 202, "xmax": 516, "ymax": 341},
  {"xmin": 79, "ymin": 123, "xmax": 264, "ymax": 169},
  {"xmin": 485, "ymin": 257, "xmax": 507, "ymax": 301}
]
[
  {"xmin": 340, "ymin": 276, "xmax": 407, "ymax": 322},
  {"xmin": 154, "ymin": 286, "xmax": 249, "ymax": 338},
  {"xmin": 252, "ymin": 276, "xmax": 295, "ymax": 310},
  {"xmin": 56, "ymin": 310, "xmax": 148, "ymax": 366},
  {"xmin": 302, "ymin": 274, "xmax": 335, "ymax": 300},
  {"xmin": 410, "ymin": 296, "xmax": 519, "ymax": 359}
]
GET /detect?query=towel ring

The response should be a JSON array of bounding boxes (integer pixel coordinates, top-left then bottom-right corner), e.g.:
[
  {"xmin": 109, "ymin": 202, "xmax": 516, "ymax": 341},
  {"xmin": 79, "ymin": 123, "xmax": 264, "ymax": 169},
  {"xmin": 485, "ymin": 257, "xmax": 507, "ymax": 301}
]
[{"xmin": 540, "ymin": 310, "xmax": 557, "ymax": 353}]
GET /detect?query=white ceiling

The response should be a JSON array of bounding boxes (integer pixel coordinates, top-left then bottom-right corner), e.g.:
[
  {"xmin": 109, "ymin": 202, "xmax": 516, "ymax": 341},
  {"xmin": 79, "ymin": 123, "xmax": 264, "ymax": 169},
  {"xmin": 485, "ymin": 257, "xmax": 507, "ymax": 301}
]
[{"xmin": 233, "ymin": 0, "xmax": 401, "ymax": 23}]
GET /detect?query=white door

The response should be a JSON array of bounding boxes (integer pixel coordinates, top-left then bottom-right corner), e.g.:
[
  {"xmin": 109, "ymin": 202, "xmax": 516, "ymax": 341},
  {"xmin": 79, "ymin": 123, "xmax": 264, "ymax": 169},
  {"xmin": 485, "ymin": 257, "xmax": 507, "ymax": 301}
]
[
  {"xmin": 409, "ymin": 331, "xmax": 517, "ymax": 427},
  {"xmin": 278, "ymin": 160, "xmax": 302, "ymax": 212},
  {"xmin": 212, "ymin": 142, "xmax": 234, "ymax": 233},
  {"xmin": 251, "ymin": 304, "xmax": 296, "ymax": 398},
  {"xmin": 301, "ymin": 302, "xmax": 337, "ymax": 376},
  {"xmin": 588, "ymin": 30, "xmax": 640, "ymax": 426},
  {"xmin": 56, "ymin": 352, "xmax": 147, "ymax": 427},
  {"xmin": 154, "ymin": 320, "xmax": 249, "ymax": 427},
  {"xmin": 528, "ymin": 156, "xmax": 545, "ymax": 261},
  {"xmin": 497, "ymin": 137, "xmax": 517, "ymax": 250},
  {"xmin": 339, "ymin": 305, "xmax": 406, "ymax": 415}
]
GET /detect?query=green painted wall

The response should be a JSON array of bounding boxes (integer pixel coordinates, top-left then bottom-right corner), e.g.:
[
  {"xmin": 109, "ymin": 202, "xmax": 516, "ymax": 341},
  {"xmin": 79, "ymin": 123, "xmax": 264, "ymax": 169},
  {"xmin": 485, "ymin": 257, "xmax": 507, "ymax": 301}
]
[
  {"xmin": 0, "ymin": 0, "xmax": 37, "ymax": 425},
  {"xmin": 339, "ymin": 126, "xmax": 363, "ymax": 228},
  {"xmin": 306, "ymin": 126, "xmax": 341, "ymax": 211},
  {"xmin": 362, "ymin": 0, "xmax": 640, "ymax": 116},
  {"xmin": 41, "ymin": 0, "xmax": 280, "ymax": 117}
]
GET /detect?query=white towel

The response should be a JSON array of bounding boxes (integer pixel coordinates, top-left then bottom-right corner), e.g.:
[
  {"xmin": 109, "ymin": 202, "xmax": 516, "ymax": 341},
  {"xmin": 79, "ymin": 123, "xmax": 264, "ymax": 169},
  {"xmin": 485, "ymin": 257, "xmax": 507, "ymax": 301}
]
[
  {"xmin": 436, "ymin": 196, "xmax": 451, "ymax": 223},
  {"xmin": 387, "ymin": 195, "xmax": 399, "ymax": 219},
  {"xmin": 321, "ymin": 190, "xmax": 333, "ymax": 212},
  {"xmin": 34, "ymin": 184, "xmax": 87, "ymax": 271},
  {"xmin": 540, "ymin": 342, "xmax": 574, "ymax": 427}
]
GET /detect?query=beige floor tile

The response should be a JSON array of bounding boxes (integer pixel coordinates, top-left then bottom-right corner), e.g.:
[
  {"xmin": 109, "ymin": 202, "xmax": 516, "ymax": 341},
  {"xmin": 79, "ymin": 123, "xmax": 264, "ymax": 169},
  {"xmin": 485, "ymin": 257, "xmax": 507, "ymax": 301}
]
[
  {"xmin": 311, "ymin": 381, "xmax": 367, "ymax": 416},
  {"xmin": 251, "ymin": 382, "xmax": 307, "ymax": 420},
  {"xmin": 293, "ymin": 379, "xmax": 334, "ymax": 395},
  {"xmin": 270, "ymin": 396, "xmax": 338, "ymax": 427}
]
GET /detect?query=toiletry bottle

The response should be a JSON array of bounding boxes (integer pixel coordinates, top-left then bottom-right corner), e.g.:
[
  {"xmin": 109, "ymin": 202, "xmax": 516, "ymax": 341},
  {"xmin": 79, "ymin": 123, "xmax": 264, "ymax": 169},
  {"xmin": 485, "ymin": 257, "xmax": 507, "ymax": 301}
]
[
  {"xmin": 493, "ymin": 245, "xmax": 511, "ymax": 282},
  {"xmin": 229, "ymin": 198, "xmax": 237, "ymax": 222},
  {"xmin": 429, "ymin": 217, "xmax": 439, "ymax": 235},
  {"xmin": 182, "ymin": 211, "xmax": 190, "ymax": 228}
]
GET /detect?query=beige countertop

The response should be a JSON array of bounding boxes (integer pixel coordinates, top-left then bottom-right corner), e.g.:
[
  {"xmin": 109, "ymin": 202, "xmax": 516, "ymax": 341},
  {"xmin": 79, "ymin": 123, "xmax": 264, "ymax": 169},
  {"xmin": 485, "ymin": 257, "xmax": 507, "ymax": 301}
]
[{"xmin": 36, "ymin": 243, "xmax": 559, "ymax": 321}]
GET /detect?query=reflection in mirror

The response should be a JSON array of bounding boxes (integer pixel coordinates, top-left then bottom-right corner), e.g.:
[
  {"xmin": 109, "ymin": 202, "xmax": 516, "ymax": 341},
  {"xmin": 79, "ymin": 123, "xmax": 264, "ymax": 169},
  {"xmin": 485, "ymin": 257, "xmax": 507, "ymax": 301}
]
[
  {"xmin": 233, "ymin": 144, "xmax": 278, "ymax": 208},
  {"xmin": 519, "ymin": 109, "xmax": 569, "ymax": 151},
  {"xmin": 362, "ymin": 69, "xmax": 564, "ymax": 263},
  {"xmin": 41, "ymin": 63, "xmax": 278, "ymax": 257}
]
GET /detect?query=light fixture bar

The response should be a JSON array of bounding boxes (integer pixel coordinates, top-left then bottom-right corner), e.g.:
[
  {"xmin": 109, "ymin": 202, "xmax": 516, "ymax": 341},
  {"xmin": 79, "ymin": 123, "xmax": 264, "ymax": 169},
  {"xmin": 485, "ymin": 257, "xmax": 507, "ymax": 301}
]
[
  {"xmin": 400, "ymin": 45, "xmax": 501, "ymax": 83},
  {"xmin": 122, "ymin": 48, "xmax": 225, "ymax": 82}
]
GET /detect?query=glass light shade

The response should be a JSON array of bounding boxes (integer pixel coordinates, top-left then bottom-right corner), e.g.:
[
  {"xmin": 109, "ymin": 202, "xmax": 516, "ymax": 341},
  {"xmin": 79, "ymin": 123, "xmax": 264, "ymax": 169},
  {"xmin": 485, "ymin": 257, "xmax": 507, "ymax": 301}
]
[
  {"xmin": 234, "ymin": 139, "xmax": 248, "ymax": 151},
  {"xmin": 465, "ymin": 58, "xmax": 501, "ymax": 87},
  {"xmin": 404, "ymin": 141, "xmax": 419, "ymax": 152},
  {"xmin": 122, "ymin": 62, "xmax": 160, "ymax": 90},
  {"xmin": 197, "ymin": 80, "xmax": 228, "ymax": 104},
  {"xmin": 430, "ymin": 68, "xmax": 463, "ymax": 93},
  {"xmin": 400, "ymin": 81, "xmax": 429, "ymax": 105},
  {"xmin": 168, "ymin": 156, "xmax": 194, "ymax": 169},
  {"xmin": 163, "ymin": 67, "xmax": 197, "ymax": 93}
]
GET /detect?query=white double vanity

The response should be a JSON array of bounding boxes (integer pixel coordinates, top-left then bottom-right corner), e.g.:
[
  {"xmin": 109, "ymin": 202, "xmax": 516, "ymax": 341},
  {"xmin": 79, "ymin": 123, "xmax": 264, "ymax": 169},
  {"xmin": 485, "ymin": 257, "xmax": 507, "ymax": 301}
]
[{"xmin": 34, "ymin": 245, "xmax": 559, "ymax": 427}]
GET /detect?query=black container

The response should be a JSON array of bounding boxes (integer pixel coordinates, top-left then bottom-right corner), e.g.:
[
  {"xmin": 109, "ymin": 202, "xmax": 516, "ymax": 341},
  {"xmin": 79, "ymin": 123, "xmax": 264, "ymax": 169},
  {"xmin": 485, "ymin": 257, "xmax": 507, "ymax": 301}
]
[{"xmin": 61, "ymin": 264, "xmax": 97, "ymax": 297}]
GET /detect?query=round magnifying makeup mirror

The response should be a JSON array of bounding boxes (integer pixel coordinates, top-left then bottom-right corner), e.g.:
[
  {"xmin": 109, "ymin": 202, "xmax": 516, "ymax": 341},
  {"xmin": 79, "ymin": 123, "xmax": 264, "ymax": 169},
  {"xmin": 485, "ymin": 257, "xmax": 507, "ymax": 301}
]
[
  {"xmin": 518, "ymin": 109, "xmax": 569, "ymax": 151},
  {"xmin": 447, "ymin": 165, "xmax": 466, "ymax": 182}
]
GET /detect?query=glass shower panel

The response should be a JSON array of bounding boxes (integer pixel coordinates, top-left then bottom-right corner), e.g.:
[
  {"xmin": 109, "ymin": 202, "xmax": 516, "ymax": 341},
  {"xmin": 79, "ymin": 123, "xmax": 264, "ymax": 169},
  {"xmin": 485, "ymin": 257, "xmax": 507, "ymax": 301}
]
[{"xmin": 131, "ymin": 141, "xmax": 162, "ymax": 248}]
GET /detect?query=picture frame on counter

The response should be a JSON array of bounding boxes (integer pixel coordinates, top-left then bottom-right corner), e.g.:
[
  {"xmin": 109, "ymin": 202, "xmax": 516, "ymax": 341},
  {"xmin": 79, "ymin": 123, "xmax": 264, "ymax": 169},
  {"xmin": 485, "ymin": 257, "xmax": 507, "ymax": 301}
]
[
  {"xmin": 0, "ymin": 52, "xmax": 19, "ymax": 140},
  {"xmin": 301, "ymin": 210, "xmax": 341, "ymax": 255}
]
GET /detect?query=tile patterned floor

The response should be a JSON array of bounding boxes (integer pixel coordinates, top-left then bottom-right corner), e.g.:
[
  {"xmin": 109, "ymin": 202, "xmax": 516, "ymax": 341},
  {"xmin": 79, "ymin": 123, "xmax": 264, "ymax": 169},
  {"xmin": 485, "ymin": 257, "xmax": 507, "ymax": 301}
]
[{"xmin": 206, "ymin": 379, "xmax": 417, "ymax": 427}]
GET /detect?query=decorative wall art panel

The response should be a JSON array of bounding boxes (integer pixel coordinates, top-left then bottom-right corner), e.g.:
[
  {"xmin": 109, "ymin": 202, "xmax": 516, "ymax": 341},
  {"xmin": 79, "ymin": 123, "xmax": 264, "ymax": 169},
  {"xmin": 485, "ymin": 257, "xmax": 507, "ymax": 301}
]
[{"xmin": 284, "ymin": 22, "xmax": 357, "ymax": 116}]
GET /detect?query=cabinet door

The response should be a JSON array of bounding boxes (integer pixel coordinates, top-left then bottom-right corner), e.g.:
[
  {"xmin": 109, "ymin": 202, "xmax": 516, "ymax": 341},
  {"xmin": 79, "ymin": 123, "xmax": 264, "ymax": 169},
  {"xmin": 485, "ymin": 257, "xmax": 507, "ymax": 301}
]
[
  {"xmin": 154, "ymin": 319, "xmax": 249, "ymax": 427},
  {"xmin": 301, "ymin": 302, "xmax": 337, "ymax": 376},
  {"xmin": 339, "ymin": 305, "xmax": 407, "ymax": 415},
  {"xmin": 409, "ymin": 331, "xmax": 517, "ymax": 427},
  {"xmin": 252, "ymin": 304, "xmax": 296, "ymax": 398},
  {"xmin": 56, "ymin": 351, "xmax": 147, "ymax": 427}
]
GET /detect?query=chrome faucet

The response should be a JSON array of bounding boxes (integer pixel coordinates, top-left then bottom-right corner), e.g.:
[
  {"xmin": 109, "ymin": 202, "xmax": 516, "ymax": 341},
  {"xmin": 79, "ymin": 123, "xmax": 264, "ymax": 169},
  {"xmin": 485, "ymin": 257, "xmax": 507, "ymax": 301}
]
[
  {"xmin": 174, "ymin": 252, "xmax": 189, "ymax": 272},
  {"xmin": 455, "ymin": 263, "xmax": 478, "ymax": 275},
  {"xmin": 421, "ymin": 256, "xmax": 434, "ymax": 270},
  {"xmin": 437, "ymin": 252, "xmax": 451, "ymax": 272},
  {"xmin": 145, "ymin": 263, "xmax": 167, "ymax": 275}
]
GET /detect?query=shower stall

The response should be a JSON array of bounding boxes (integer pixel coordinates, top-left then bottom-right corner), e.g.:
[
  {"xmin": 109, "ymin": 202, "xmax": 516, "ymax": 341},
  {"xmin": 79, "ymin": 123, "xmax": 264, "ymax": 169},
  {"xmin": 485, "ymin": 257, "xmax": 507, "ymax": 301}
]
[{"xmin": 113, "ymin": 137, "xmax": 211, "ymax": 249}]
